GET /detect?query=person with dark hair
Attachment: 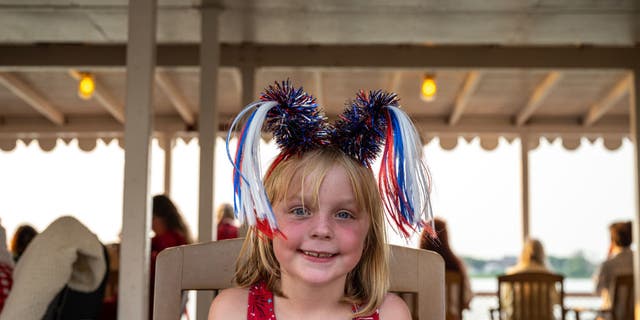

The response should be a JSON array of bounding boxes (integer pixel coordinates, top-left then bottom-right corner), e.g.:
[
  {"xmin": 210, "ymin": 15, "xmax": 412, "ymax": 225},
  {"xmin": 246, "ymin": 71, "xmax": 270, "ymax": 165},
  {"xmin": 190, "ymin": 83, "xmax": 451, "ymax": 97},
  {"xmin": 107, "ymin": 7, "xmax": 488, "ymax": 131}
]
[
  {"xmin": 593, "ymin": 220, "xmax": 633, "ymax": 311},
  {"xmin": 0, "ymin": 219, "xmax": 14, "ymax": 313},
  {"xmin": 420, "ymin": 217, "xmax": 472, "ymax": 320},
  {"xmin": 216, "ymin": 203, "xmax": 238, "ymax": 240},
  {"xmin": 9, "ymin": 224, "xmax": 38, "ymax": 263},
  {"xmin": 150, "ymin": 194, "xmax": 193, "ymax": 319}
]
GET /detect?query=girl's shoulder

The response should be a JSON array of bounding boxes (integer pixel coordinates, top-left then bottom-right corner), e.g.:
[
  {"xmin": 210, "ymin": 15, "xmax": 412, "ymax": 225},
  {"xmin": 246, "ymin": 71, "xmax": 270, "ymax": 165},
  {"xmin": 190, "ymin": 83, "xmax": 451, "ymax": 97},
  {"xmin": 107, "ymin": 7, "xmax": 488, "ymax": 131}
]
[
  {"xmin": 377, "ymin": 293, "xmax": 412, "ymax": 320},
  {"xmin": 208, "ymin": 287, "xmax": 249, "ymax": 320}
]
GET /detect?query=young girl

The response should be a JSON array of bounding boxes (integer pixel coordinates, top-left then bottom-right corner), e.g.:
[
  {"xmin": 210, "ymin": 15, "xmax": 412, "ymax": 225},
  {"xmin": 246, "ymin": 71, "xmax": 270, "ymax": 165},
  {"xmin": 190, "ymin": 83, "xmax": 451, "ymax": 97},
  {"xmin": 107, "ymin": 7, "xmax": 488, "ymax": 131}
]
[{"xmin": 209, "ymin": 81, "xmax": 432, "ymax": 320}]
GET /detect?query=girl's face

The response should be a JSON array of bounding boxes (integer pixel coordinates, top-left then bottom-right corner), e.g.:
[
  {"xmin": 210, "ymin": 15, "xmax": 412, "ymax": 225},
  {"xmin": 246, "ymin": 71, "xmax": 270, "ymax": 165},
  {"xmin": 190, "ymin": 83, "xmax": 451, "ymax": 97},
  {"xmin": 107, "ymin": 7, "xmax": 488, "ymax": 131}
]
[{"xmin": 272, "ymin": 164, "xmax": 370, "ymax": 288}]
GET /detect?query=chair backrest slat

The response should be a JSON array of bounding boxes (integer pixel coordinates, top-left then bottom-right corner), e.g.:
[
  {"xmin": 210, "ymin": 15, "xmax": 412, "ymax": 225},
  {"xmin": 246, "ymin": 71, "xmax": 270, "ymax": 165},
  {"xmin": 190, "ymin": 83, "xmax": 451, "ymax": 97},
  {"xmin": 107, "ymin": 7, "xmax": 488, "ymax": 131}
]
[
  {"xmin": 497, "ymin": 272, "xmax": 565, "ymax": 320},
  {"xmin": 611, "ymin": 274, "xmax": 634, "ymax": 320},
  {"xmin": 153, "ymin": 239, "xmax": 446, "ymax": 320}
]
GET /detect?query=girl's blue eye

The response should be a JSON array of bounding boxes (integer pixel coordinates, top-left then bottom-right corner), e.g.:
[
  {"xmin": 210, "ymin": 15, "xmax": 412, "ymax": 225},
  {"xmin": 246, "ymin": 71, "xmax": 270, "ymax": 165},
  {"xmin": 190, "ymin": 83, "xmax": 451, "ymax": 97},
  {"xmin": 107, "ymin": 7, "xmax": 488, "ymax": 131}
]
[
  {"xmin": 336, "ymin": 211, "xmax": 354, "ymax": 220},
  {"xmin": 290, "ymin": 207, "xmax": 310, "ymax": 217}
]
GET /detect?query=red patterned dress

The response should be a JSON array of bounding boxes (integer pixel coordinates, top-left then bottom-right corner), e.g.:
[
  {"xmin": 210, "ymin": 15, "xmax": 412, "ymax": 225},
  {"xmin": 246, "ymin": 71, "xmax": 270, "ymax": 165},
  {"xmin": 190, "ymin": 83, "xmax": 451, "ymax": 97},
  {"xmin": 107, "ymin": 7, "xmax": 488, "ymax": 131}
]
[
  {"xmin": 0, "ymin": 263, "xmax": 13, "ymax": 313},
  {"xmin": 247, "ymin": 282, "xmax": 379, "ymax": 320}
]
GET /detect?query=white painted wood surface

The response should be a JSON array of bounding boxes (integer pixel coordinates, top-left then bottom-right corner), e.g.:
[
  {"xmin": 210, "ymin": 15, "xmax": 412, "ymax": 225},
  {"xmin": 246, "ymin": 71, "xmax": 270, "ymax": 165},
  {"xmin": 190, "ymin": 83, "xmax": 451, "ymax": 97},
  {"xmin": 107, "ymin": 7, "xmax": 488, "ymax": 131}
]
[{"xmin": 119, "ymin": 0, "xmax": 156, "ymax": 319}]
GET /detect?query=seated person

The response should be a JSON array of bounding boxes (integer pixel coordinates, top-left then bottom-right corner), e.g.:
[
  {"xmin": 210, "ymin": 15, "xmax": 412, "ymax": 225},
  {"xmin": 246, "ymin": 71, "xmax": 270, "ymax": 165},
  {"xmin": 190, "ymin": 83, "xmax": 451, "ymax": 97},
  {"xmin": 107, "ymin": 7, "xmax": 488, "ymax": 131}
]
[
  {"xmin": 0, "ymin": 220, "xmax": 14, "ymax": 313},
  {"xmin": 593, "ymin": 221, "xmax": 633, "ymax": 315},
  {"xmin": 501, "ymin": 238, "xmax": 559, "ymax": 320},
  {"xmin": 216, "ymin": 203, "xmax": 238, "ymax": 240},
  {"xmin": 420, "ymin": 217, "xmax": 472, "ymax": 320},
  {"xmin": 2, "ymin": 216, "xmax": 108, "ymax": 319}
]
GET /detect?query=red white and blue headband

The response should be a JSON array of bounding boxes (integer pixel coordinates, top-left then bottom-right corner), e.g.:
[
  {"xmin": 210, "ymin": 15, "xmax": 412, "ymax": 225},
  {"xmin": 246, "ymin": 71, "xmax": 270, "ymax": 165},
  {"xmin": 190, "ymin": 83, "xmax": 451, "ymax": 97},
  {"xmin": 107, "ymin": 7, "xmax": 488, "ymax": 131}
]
[{"xmin": 226, "ymin": 80, "xmax": 433, "ymax": 238}]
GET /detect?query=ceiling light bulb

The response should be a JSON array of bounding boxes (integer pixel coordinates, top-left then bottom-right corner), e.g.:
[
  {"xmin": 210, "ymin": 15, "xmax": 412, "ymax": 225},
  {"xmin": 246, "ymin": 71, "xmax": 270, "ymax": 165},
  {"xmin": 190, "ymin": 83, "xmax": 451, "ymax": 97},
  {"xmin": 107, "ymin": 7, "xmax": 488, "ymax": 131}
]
[
  {"xmin": 420, "ymin": 74, "xmax": 436, "ymax": 102},
  {"xmin": 78, "ymin": 73, "xmax": 95, "ymax": 100}
]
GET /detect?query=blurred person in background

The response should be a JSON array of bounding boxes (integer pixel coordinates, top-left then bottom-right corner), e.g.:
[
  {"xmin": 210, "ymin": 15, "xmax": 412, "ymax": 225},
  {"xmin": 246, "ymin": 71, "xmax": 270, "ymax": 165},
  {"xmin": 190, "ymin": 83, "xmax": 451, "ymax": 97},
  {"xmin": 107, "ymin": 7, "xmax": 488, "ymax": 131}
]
[
  {"xmin": 9, "ymin": 224, "xmax": 38, "ymax": 263},
  {"xmin": 216, "ymin": 203, "xmax": 238, "ymax": 240}
]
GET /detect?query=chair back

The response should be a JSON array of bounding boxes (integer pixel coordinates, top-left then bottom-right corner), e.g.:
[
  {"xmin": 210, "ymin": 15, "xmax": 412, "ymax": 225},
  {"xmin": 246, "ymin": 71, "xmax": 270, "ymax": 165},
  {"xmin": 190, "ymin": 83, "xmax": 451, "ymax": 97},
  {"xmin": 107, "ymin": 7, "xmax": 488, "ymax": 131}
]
[
  {"xmin": 610, "ymin": 274, "xmax": 634, "ymax": 320},
  {"xmin": 445, "ymin": 271, "xmax": 464, "ymax": 320},
  {"xmin": 496, "ymin": 272, "xmax": 565, "ymax": 320},
  {"xmin": 153, "ymin": 238, "xmax": 445, "ymax": 320}
]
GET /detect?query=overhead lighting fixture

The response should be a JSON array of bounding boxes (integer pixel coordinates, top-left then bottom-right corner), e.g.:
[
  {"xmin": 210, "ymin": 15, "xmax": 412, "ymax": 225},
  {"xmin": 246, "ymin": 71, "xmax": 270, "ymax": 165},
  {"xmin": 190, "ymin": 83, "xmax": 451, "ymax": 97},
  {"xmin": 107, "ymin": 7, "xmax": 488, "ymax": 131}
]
[
  {"xmin": 77, "ymin": 72, "xmax": 95, "ymax": 100},
  {"xmin": 420, "ymin": 73, "xmax": 437, "ymax": 102}
]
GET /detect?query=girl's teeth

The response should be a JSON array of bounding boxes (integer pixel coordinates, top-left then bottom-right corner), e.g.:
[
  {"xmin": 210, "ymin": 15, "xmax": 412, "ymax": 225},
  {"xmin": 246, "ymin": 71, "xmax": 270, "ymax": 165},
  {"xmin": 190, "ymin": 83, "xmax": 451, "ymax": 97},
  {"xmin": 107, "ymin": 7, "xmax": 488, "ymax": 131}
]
[{"xmin": 303, "ymin": 251, "xmax": 334, "ymax": 258}]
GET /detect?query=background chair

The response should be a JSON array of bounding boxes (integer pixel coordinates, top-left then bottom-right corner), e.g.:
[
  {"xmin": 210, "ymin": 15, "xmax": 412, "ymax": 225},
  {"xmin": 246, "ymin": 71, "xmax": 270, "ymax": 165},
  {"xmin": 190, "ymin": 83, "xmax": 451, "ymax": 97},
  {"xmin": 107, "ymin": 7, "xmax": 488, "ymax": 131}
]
[
  {"xmin": 571, "ymin": 274, "xmax": 634, "ymax": 320},
  {"xmin": 490, "ymin": 272, "xmax": 565, "ymax": 320},
  {"xmin": 445, "ymin": 270, "xmax": 464, "ymax": 320},
  {"xmin": 153, "ymin": 238, "xmax": 445, "ymax": 320}
]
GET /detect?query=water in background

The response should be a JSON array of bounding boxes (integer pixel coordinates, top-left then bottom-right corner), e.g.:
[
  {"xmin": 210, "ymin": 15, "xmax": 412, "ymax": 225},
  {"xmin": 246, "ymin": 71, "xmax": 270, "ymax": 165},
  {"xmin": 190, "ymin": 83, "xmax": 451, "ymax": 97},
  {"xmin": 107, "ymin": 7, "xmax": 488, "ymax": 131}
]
[{"xmin": 465, "ymin": 277, "xmax": 600, "ymax": 320}]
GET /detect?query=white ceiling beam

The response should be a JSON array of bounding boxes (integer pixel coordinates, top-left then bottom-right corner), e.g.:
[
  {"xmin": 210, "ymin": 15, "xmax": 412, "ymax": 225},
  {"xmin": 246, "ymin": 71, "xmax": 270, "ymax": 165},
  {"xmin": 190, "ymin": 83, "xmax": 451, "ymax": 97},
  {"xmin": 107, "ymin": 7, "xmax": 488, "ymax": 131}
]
[
  {"xmin": 582, "ymin": 73, "xmax": 632, "ymax": 126},
  {"xmin": 515, "ymin": 71, "xmax": 563, "ymax": 126},
  {"xmin": 2, "ymin": 44, "xmax": 639, "ymax": 69},
  {"xmin": 231, "ymin": 68, "xmax": 242, "ymax": 97},
  {"xmin": 449, "ymin": 71, "xmax": 482, "ymax": 126},
  {"xmin": 68, "ymin": 70, "xmax": 125, "ymax": 123},
  {"xmin": 0, "ymin": 72, "xmax": 65, "ymax": 125},
  {"xmin": 154, "ymin": 70, "xmax": 195, "ymax": 125},
  {"xmin": 314, "ymin": 70, "xmax": 324, "ymax": 108},
  {"xmin": 0, "ymin": 115, "xmax": 629, "ymax": 139},
  {"xmin": 389, "ymin": 71, "xmax": 402, "ymax": 93}
]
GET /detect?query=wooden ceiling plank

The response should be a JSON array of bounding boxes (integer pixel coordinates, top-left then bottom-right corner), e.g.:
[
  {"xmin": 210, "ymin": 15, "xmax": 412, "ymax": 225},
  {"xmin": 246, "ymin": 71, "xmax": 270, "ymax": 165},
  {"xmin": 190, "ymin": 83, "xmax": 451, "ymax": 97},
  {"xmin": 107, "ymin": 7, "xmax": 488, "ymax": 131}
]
[
  {"xmin": 2, "ymin": 44, "xmax": 639, "ymax": 69},
  {"xmin": 582, "ymin": 73, "xmax": 632, "ymax": 127},
  {"xmin": 515, "ymin": 71, "xmax": 563, "ymax": 126},
  {"xmin": 68, "ymin": 70, "xmax": 125, "ymax": 123},
  {"xmin": 0, "ymin": 72, "xmax": 65, "ymax": 125},
  {"xmin": 0, "ymin": 115, "xmax": 628, "ymax": 139},
  {"xmin": 449, "ymin": 71, "xmax": 482, "ymax": 126},
  {"xmin": 155, "ymin": 70, "xmax": 195, "ymax": 125},
  {"xmin": 314, "ymin": 70, "xmax": 323, "ymax": 108},
  {"xmin": 389, "ymin": 71, "xmax": 402, "ymax": 93}
]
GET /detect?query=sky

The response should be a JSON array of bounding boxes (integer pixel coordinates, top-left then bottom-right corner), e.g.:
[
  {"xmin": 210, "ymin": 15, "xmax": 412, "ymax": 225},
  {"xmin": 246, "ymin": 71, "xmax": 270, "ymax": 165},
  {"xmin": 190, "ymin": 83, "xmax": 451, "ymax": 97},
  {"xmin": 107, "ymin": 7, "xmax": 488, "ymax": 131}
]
[{"xmin": 0, "ymin": 136, "xmax": 635, "ymax": 263}]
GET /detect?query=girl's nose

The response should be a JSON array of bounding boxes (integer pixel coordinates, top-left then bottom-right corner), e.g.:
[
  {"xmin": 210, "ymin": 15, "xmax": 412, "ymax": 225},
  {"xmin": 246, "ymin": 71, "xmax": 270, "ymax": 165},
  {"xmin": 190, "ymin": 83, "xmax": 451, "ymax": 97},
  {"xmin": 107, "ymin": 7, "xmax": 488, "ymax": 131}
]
[{"xmin": 310, "ymin": 214, "xmax": 333, "ymax": 240}]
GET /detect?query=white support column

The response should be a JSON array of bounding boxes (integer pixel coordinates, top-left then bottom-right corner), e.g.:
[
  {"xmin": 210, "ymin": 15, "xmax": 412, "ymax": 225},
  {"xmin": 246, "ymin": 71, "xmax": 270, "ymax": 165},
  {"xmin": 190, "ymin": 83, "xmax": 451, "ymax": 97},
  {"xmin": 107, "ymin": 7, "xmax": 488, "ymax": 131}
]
[
  {"xmin": 196, "ymin": 5, "xmax": 221, "ymax": 320},
  {"xmin": 241, "ymin": 65, "xmax": 255, "ymax": 106},
  {"xmin": 162, "ymin": 133, "xmax": 173, "ymax": 196},
  {"xmin": 520, "ymin": 134, "xmax": 530, "ymax": 243},
  {"xmin": 629, "ymin": 68, "xmax": 640, "ymax": 320},
  {"xmin": 119, "ymin": 0, "xmax": 156, "ymax": 319}
]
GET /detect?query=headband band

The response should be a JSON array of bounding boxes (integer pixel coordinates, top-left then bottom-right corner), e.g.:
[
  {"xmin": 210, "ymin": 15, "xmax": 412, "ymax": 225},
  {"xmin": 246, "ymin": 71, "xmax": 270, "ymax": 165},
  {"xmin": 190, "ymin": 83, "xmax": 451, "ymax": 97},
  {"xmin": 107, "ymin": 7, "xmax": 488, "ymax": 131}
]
[{"xmin": 226, "ymin": 80, "xmax": 434, "ymax": 238}]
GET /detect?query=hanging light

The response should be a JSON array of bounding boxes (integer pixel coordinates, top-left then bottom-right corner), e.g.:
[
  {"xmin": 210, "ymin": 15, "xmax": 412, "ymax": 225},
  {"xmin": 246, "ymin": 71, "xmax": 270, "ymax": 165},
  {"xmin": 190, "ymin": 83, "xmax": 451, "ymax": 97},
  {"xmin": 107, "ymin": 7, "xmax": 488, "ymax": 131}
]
[
  {"xmin": 78, "ymin": 73, "xmax": 95, "ymax": 100},
  {"xmin": 420, "ymin": 73, "xmax": 437, "ymax": 102}
]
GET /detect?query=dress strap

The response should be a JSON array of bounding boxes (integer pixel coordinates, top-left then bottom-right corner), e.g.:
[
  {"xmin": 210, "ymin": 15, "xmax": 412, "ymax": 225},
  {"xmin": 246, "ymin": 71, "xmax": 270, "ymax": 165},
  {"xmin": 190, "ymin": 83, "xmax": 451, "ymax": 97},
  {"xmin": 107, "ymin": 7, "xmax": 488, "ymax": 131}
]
[
  {"xmin": 352, "ymin": 305, "xmax": 380, "ymax": 320},
  {"xmin": 247, "ymin": 282, "xmax": 276, "ymax": 320}
]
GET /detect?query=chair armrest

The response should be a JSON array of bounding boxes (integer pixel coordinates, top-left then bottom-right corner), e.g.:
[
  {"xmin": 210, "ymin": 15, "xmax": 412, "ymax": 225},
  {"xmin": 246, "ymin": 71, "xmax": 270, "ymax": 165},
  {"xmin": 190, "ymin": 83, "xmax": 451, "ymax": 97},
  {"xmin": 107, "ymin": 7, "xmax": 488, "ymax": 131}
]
[{"xmin": 566, "ymin": 307, "xmax": 611, "ymax": 320}]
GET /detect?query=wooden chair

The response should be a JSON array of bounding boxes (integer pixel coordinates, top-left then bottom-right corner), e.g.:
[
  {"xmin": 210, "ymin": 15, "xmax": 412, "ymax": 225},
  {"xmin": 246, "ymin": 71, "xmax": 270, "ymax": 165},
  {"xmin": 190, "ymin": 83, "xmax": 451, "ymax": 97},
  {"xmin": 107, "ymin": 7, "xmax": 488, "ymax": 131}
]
[
  {"xmin": 445, "ymin": 270, "xmax": 464, "ymax": 320},
  {"xmin": 571, "ymin": 274, "xmax": 634, "ymax": 320},
  {"xmin": 153, "ymin": 238, "xmax": 445, "ymax": 320},
  {"xmin": 489, "ymin": 272, "xmax": 565, "ymax": 320}
]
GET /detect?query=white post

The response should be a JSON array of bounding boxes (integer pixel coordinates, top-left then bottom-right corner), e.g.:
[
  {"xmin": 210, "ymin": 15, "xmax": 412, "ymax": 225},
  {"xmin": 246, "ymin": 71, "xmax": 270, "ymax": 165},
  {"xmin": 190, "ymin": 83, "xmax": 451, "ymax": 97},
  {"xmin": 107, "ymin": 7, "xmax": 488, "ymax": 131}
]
[
  {"xmin": 119, "ymin": 0, "xmax": 156, "ymax": 319},
  {"xmin": 162, "ymin": 133, "xmax": 173, "ymax": 196},
  {"xmin": 520, "ymin": 134, "xmax": 530, "ymax": 243},
  {"xmin": 629, "ymin": 68, "xmax": 640, "ymax": 320},
  {"xmin": 196, "ymin": 4, "xmax": 221, "ymax": 320}
]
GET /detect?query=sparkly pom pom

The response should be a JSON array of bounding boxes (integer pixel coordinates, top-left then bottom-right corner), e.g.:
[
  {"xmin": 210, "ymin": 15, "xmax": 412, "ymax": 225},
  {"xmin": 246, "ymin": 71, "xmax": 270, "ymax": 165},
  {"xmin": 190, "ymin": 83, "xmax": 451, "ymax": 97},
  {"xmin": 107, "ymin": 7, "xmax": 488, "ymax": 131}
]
[
  {"xmin": 262, "ymin": 80, "xmax": 330, "ymax": 156},
  {"xmin": 331, "ymin": 90, "xmax": 398, "ymax": 167}
]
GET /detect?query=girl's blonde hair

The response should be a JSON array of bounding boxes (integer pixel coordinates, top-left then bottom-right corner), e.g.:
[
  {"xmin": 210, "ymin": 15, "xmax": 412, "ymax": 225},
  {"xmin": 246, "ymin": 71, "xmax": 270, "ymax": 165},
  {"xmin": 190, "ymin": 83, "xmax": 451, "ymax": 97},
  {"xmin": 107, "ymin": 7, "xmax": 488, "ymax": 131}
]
[
  {"xmin": 519, "ymin": 238, "xmax": 546, "ymax": 267},
  {"xmin": 234, "ymin": 148, "xmax": 389, "ymax": 317}
]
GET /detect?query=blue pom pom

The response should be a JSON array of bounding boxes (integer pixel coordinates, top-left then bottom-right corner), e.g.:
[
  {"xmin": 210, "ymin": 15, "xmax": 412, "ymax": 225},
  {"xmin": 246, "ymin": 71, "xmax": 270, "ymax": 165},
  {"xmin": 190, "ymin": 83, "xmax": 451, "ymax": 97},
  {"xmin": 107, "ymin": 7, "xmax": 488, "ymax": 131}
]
[
  {"xmin": 261, "ymin": 80, "xmax": 330, "ymax": 155},
  {"xmin": 331, "ymin": 90, "xmax": 399, "ymax": 166}
]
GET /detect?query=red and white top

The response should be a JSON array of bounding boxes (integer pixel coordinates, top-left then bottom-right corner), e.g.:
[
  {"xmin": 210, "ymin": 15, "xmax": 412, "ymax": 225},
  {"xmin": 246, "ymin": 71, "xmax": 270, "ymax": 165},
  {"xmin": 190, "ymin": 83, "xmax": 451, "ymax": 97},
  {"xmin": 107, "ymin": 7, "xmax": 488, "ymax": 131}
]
[{"xmin": 247, "ymin": 281, "xmax": 379, "ymax": 320}]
